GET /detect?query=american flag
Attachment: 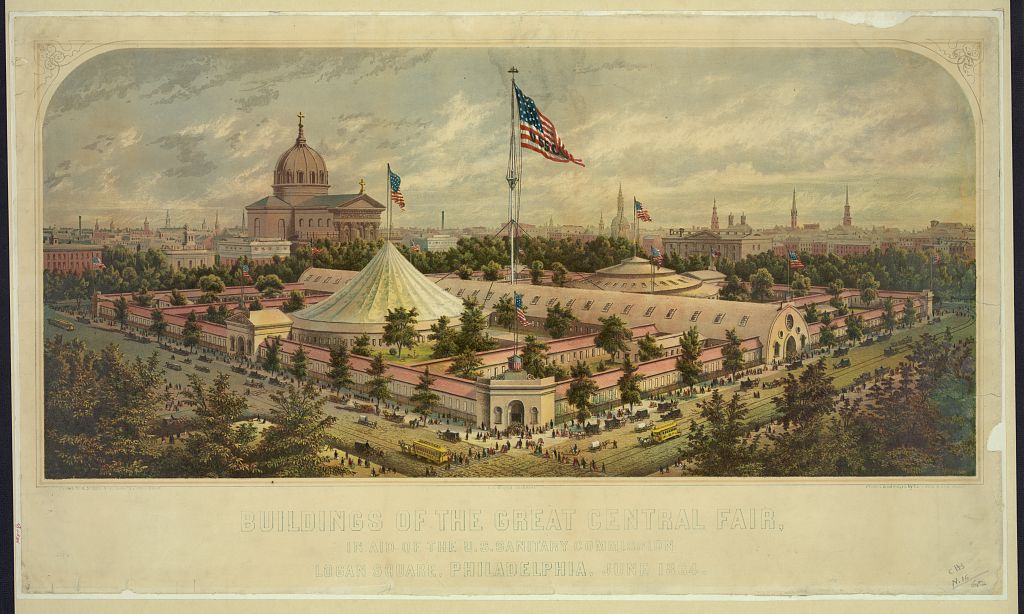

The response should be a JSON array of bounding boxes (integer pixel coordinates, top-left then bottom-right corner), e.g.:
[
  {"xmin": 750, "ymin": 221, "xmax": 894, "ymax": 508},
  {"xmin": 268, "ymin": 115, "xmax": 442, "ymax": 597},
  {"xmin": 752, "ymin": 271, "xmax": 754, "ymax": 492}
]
[
  {"xmin": 931, "ymin": 253, "xmax": 940, "ymax": 264},
  {"xmin": 514, "ymin": 292, "xmax": 529, "ymax": 327},
  {"xmin": 514, "ymin": 84, "xmax": 585, "ymax": 167},
  {"xmin": 91, "ymin": 255, "xmax": 105, "ymax": 270},
  {"xmin": 310, "ymin": 246, "xmax": 326, "ymax": 256},
  {"xmin": 788, "ymin": 251, "xmax": 805, "ymax": 270},
  {"xmin": 388, "ymin": 167, "xmax": 405, "ymax": 210},
  {"xmin": 634, "ymin": 198, "xmax": 652, "ymax": 222},
  {"xmin": 650, "ymin": 247, "xmax": 663, "ymax": 266},
  {"xmin": 710, "ymin": 247, "xmax": 720, "ymax": 258},
  {"xmin": 241, "ymin": 263, "xmax": 252, "ymax": 281}
]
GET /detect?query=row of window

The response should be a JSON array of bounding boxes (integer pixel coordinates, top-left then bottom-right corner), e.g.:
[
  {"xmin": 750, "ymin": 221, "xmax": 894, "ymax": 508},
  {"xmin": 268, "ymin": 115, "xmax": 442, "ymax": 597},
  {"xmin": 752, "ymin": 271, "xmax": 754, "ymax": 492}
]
[{"xmin": 276, "ymin": 170, "xmax": 327, "ymax": 184}]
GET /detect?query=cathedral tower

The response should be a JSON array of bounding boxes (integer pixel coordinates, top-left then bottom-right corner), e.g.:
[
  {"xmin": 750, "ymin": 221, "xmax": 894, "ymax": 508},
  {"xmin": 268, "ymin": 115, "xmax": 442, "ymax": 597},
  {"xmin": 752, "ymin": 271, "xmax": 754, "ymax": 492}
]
[
  {"xmin": 710, "ymin": 199, "xmax": 720, "ymax": 231},
  {"xmin": 842, "ymin": 184, "xmax": 852, "ymax": 226},
  {"xmin": 790, "ymin": 189, "xmax": 798, "ymax": 229}
]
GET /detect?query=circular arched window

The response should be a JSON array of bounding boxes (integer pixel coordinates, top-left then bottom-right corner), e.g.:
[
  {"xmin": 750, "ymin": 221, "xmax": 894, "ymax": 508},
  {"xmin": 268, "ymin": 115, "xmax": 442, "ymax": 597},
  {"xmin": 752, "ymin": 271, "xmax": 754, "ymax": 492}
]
[{"xmin": 785, "ymin": 314, "xmax": 794, "ymax": 330}]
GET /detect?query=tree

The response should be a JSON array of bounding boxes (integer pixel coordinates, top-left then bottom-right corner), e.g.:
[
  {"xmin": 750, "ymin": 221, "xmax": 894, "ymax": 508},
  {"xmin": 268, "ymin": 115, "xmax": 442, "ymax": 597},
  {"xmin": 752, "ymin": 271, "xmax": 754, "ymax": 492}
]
[
  {"xmin": 281, "ymin": 290, "xmax": 306, "ymax": 313},
  {"xmin": 163, "ymin": 374, "xmax": 257, "ymax": 477},
  {"xmin": 773, "ymin": 359, "xmax": 837, "ymax": 428},
  {"xmin": 720, "ymin": 274, "xmax": 748, "ymax": 301},
  {"xmin": 114, "ymin": 296, "xmax": 129, "ymax": 330},
  {"xmin": 803, "ymin": 303, "xmax": 820, "ymax": 324},
  {"xmin": 846, "ymin": 314, "xmax": 865, "ymax": 344},
  {"xmin": 481, "ymin": 261, "xmax": 502, "ymax": 281},
  {"xmin": 256, "ymin": 381, "xmax": 337, "ymax": 477},
  {"xmin": 827, "ymin": 279, "xmax": 845, "ymax": 301},
  {"xmin": 327, "ymin": 341, "xmax": 353, "ymax": 393},
  {"xmin": 169, "ymin": 288, "xmax": 189, "ymax": 306},
  {"xmin": 366, "ymin": 353, "xmax": 394, "ymax": 409},
  {"xmin": 722, "ymin": 328, "xmax": 744, "ymax": 376},
  {"xmin": 550, "ymin": 262, "xmax": 569, "ymax": 287},
  {"xmin": 493, "ymin": 295, "xmax": 517, "ymax": 331},
  {"xmin": 248, "ymin": 297, "xmax": 264, "ymax": 311},
  {"xmin": 567, "ymin": 362, "xmax": 598, "ymax": 422},
  {"xmin": 455, "ymin": 264, "xmax": 474, "ymax": 280},
  {"xmin": 150, "ymin": 308, "xmax": 167, "ymax": 343},
  {"xmin": 636, "ymin": 333, "xmax": 663, "ymax": 362},
  {"xmin": 675, "ymin": 326, "xmax": 704, "ymax": 394},
  {"xmin": 617, "ymin": 355, "xmax": 643, "ymax": 412},
  {"xmin": 181, "ymin": 311, "xmax": 202, "ymax": 352},
  {"xmin": 529, "ymin": 260, "xmax": 545, "ymax": 284},
  {"xmin": 882, "ymin": 297, "xmax": 897, "ymax": 333},
  {"xmin": 902, "ymin": 298, "xmax": 918, "ymax": 328},
  {"xmin": 447, "ymin": 349, "xmax": 483, "ymax": 380},
  {"xmin": 820, "ymin": 311, "xmax": 833, "ymax": 326},
  {"xmin": 427, "ymin": 315, "xmax": 459, "ymax": 358},
  {"xmin": 682, "ymin": 390, "xmax": 759, "ymax": 476},
  {"xmin": 857, "ymin": 272, "xmax": 880, "ymax": 307},
  {"xmin": 595, "ymin": 315, "xmax": 632, "ymax": 362},
  {"xmin": 352, "ymin": 334, "xmax": 372, "ymax": 357},
  {"xmin": 205, "ymin": 303, "xmax": 228, "ymax": 325},
  {"xmin": 749, "ymin": 268, "xmax": 775, "ymax": 302},
  {"xmin": 133, "ymin": 288, "xmax": 154, "ymax": 307},
  {"xmin": 790, "ymin": 272, "xmax": 811, "ymax": 297},
  {"xmin": 254, "ymin": 274, "xmax": 285, "ymax": 298},
  {"xmin": 410, "ymin": 367, "xmax": 440, "ymax": 417},
  {"xmin": 520, "ymin": 335, "xmax": 549, "ymax": 378},
  {"xmin": 382, "ymin": 306, "xmax": 419, "ymax": 357},
  {"xmin": 819, "ymin": 324, "xmax": 837, "ymax": 351},
  {"xmin": 198, "ymin": 274, "xmax": 226, "ymax": 303},
  {"xmin": 543, "ymin": 302, "xmax": 578, "ymax": 339},
  {"xmin": 44, "ymin": 337, "xmax": 164, "ymax": 478},
  {"xmin": 262, "ymin": 337, "xmax": 282, "ymax": 376},
  {"xmin": 456, "ymin": 299, "xmax": 496, "ymax": 353},
  {"xmin": 289, "ymin": 345, "xmax": 309, "ymax": 382}
]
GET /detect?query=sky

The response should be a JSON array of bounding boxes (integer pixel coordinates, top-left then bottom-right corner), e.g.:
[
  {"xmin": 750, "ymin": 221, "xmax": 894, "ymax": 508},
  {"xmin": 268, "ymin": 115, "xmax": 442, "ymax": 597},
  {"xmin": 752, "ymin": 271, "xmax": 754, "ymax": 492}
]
[{"xmin": 42, "ymin": 47, "xmax": 976, "ymax": 231}]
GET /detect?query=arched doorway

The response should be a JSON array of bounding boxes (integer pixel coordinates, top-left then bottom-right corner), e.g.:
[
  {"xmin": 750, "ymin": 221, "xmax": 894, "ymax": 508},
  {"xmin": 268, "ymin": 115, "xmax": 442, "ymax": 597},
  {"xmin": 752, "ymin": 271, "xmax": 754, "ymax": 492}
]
[
  {"xmin": 530, "ymin": 407, "xmax": 539, "ymax": 425},
  {"xmin": 508, "ymin": 400, "xmax": 525, "ymax": 425},
  {"xmin": 785, "ymin": 336, "xmax": 797, "ymax": 360},
  {"xmin": 773, "ymin": 341, "xmax": 781, "ymax": 359}
]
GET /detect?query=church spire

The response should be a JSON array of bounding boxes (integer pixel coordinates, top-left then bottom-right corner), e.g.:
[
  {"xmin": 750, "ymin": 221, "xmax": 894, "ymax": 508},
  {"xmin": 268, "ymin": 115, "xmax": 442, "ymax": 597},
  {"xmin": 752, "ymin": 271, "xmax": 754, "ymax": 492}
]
[
  {"xmin": 842, "ymin": 184, "xmax": 853, "ymax": 226},
  {"xmin": 710, "ymin": 199, "xmax": 720, "ymax": 231},
  {"xmin": 296, "ymin": 111, "xmax": 306, "ymax": 144},
  {"xmin": 790, "ymin": 188, "xmax": 798, "ymax": 229}
]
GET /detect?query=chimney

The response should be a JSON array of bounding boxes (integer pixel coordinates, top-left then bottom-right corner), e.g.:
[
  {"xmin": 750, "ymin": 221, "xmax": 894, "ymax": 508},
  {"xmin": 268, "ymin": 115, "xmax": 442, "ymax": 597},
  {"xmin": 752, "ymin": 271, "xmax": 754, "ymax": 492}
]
[
  {"xmin": 78, "ymin": 215, "xmax": 82, "ymax": 236},
  {"xmin": 441, "ymin": 210, "xmax": 445, "ymax": 231}
]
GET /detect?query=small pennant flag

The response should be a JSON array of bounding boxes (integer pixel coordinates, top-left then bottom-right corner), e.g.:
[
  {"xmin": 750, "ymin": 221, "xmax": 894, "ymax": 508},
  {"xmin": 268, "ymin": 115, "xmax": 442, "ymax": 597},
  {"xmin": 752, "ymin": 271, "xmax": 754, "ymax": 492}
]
[
  {"xmin": 650, "ymin": 247, "xmax": 664, "ymax": 266},
  {"xmin": 388, "ymin": 167, "xmax": 406, "ymax": 210},
  {"xmin": 514, "ymin": 83, "xmax": 585, "ymax": 167},
  {"xmin": 788, "ymin": 251, "xmax": 805, "ymax": 270},
  {"xmin": 634, "ymin": 198, "xmax": 652, "ymax": 222},
  {"xmin": 514, "ymin": 292, "xmax": 529, "ymax": 327}
]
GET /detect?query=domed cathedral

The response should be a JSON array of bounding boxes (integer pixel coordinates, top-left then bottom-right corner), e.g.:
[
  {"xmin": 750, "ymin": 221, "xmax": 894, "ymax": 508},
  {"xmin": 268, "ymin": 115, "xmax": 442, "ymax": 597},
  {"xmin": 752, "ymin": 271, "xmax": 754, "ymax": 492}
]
[{"xmin": 245, "ymin": 113, "xmax": 385, "ymax": 244}]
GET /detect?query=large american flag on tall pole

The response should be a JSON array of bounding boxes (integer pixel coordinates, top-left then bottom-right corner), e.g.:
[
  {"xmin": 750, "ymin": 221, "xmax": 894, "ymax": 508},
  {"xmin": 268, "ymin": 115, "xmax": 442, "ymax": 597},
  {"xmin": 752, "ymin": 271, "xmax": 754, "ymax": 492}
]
[
  {"xmin": 514, "ymin": 292, "xmax": 529, "ymax": 327},
  {"xmin": 514, "ymin": 84, "xmax": 585, "ymax": 167},
  {"xmin": 388, "ymin": 166, "xmax": 405, "ymax": 210}
]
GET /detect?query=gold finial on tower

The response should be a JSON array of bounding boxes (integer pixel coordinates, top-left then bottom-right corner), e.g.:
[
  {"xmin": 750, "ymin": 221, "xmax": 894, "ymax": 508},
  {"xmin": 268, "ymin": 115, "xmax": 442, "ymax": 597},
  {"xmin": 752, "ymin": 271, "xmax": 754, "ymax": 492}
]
[{"xmin": 358, "ymin": 178, "xmax": 366, "ymax": 194}]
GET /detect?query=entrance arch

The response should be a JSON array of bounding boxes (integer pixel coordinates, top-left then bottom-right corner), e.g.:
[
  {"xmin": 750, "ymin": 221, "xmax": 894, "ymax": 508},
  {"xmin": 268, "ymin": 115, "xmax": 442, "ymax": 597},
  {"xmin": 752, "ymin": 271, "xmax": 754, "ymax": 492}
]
[
  {"xmin": 508, "ymin": 400, "xmax": 525, "ymax": 425},
  {"xmin": 785, "ymin": 336, "xmax": 797, "ymax": 360},
  {"xmin": 530, "ymin": 407, "xmax": 539, "ymax": 425},
  {"xmin": 773, "ymin": 341, "xmax": 781, "ymax": 359}
]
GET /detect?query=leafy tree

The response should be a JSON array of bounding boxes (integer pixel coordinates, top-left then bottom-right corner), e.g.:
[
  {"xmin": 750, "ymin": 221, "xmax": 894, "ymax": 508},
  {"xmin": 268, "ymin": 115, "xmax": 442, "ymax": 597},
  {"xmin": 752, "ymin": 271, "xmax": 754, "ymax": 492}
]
[
  {"xmin": 44, "ymin": 337, "xmax": 164, "ymax": 478},
  {"xmin": 636, "ymin": 333, "xmax": 664, "ymax": 362},
  {"xmin": 149, "ymin": 308, "xmax": 168, "ymax": 343},
  {"xmin": 521, "ymin": 335, "xmax": 549, "ymax": 378},
  {"xmin": 352, "ymin": 334, "xmax": 372, "ymax": 357},
  {"xmin": 543, "ymin": 302, "xmax": 578, "ymax": 339},
  {"xmin": 455, "ymin": 264, "xmax": 474, "ymax": 280},
  {"xmin": 133, "ymin": 288, "xmax": 154, "ymax": 307},
  {"xmin": 682, "ymin": 390, "xmax": 759, "ymax": 476},
  {"xmin": 327, "ymin": 341, "xmax": 353, "ymax": 393},
  {"xmin": 827, "ymin": 279, "xmax": 845, "ymax": 300},
  {"xmin": 846, "ymin": 314, "xmax": 864, "ymax": 343},
  {"xmin": 114, "ymin": 296, "xmax": 130, "ymax": 330},
  {"xmin": 410, "ymin": 367, "xmax": 440, "ymax": 417},
  {"xmin": 181, "ymin": 311, "xmax": 202, "ymax": 352},
  {"xmin": 790, "ymin": 272, "xmax": 811, "ymax": 297},
  {"xmin": 902, "ymin": 298, "xmax": 917, "ymax": 328},
  {"xmin": 820, "ymin": 311, "xmax": 833, "ymax": 326},
  {"xmin": 455, "ymin": 299, "xmax": 496, "ymax": 353},
  {"xmin": 162, "ymin": 374, "xmax": 257, "ymax": 477},
  {"xmin": 256, "ymin": 381, "xmax": 337, "ymax": 477},
  {"xmin": 567, "ymin": 362, "xmax": 598, "ymax": 422},
  {"xmin": 248, "ymin": 297, "xmax": 264, "ymax": 311},
  {"xmin": 281, "ymin": 290, "xmax": 306, "ymax": 313},
  {"xmin": 427, "ymin": 315, "xmax": 459, "ymax": 359},
  {"xmin": 550, "ymin": 262, "xmax": 569, "ymax": 287},
  {"xmin": 881, "ymin": 297, "xmax": 897, "ymax": 333},
  {"xmin": 857, "ymin": 272, "xmax": 880, "ymax": 307},
  {"xmin": 289, "ymin": 345, "xmax": 309, "ymax": 382},
  {"xmin": 366, "ymin": 353, "xmax": 394, "ymax": 409},
  {"xmin": 749, "ymin": 268, "xmax": 775, "ymax": 302},
  {"xmin": 262, "ymin": 337, "xmax": 282, "ymax": 376},
  {"xmin": 493, "ymin": 295, "xmax": 517, "ymax": 331},
  {"xmin": 198, "ymin": 274, "xmax": 226, "ymax": 303},
  {"xmin": 254, "ymin": 274, "xmax": 285, "ymax": 298},
  {"xmin": 595, "ymin": 315, "xmax": 632, "ymax": 361},
  {"xmin": 205, "ymin": 303, "xmax": 229, "ymax": 325},
  {"xmin": 382, "ymin": 306, "xmax": 419, "ymax": 357},
  {"xmin": 481, "ymin": 261, "xmax": 502, "ymax": 281},
  {"xmin": 772, "ymin": 359, "xmax": 837, "ymax": 428},
  {"xmin": 722, "ymin": 328, "xmax": 744, "ymax": 376},
  {"xmin": 720, "ymin": 274, "xmax": 748, "ymax": 301},
  {"xmin": 169, "ymin": 288, "xmax": 189, "ymax": 306},
  {"xmin": 803, "ymin": 303, "xmax": 820, "ymax": 324},
  {"xmin": 819, "ymin": 324, "xmax": 837, "ymax": 350},
  {"xmin": 616, "ymin": 355, "xmax": 643, "ymax": 412},
  {"xmin": 675, "ymin": 326, "xmax": 704, "ymax": 394},
  {"xmin": 529, "ymin": 260, "xmax": 545, "ymax": 284},
  {"xmin": 447, "ymin": 349, "xmax": 483, "ymax": 380}
]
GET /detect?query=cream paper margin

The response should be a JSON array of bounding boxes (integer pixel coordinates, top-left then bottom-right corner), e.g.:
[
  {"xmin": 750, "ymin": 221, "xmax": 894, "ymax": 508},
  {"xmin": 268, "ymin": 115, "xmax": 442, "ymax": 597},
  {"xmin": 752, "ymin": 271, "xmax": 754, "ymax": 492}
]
[{"xmin": 5, "ymin": 3, "xmax": 1016, "ymax": 612}]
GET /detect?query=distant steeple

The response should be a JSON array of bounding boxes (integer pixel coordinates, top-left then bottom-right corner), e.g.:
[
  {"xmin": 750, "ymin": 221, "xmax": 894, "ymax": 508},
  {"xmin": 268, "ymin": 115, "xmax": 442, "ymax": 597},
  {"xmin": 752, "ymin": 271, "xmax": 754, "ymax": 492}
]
[
  {"xmin": 165, "ymin": 209, "xmax": 171, "ymax": 228},
  {"xmin": 598, "ymin": 211, "xmax": 605, "ymax": 235},
  {"xmin": 710, "ymin": 199, "xmax": 720, "ymax": 231},
  {"xmin": 215, "ymin": 211, "xmax": 220, "ymax": 232},
  {"xmin": 842, "ymin": 184, "xmax": 853, "ymax": 226},
  {"xmin": 790, "ymin": 189, "xmax": 798, "ymax": 229}
]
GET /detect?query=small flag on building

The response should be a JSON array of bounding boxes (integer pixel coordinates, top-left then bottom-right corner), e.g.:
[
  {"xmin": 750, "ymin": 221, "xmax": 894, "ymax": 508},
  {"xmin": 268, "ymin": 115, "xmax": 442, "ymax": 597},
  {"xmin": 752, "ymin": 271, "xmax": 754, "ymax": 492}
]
[
  {"xmin": 514, "ymin": 292, "xmax": 529, "ymax": 327},
  {"xmin": 91, "ymin": 255, "xmax": 105, "ymax": 270},
  {"xmin": 241, "ymin": 263, "xmax": 252, "ymax": 281},
  {"xmin": 931, "ymin": 253, "xmax": 941, "ymax": 264},
  {"xmin": 411, "ymin": 243, "xmax": 421, "ymax": 253},
  {"xmin": 310, "ymin": 246, "xmax": 326, "ymax": 257},
  {"xmin": 388, "ymin": 167, "xmax": 406, "ymax": 210},
  {"xmin": 710, "ymin": 247, "xmax": 720, "ymax": 259},
  {"xmin": 514, "ymin": 84, "xmax": 585, "ymax": 167},
  {"xmin": 650, "ymin": 247, "xmax": 664, "ymax": 266},
  {"xmin": 788, "ymin": 251, "xmax": 805, "ymax": 270},
  {"xmin": 634, "ymin": 198, "xmax": 652, "ymax": 222}
]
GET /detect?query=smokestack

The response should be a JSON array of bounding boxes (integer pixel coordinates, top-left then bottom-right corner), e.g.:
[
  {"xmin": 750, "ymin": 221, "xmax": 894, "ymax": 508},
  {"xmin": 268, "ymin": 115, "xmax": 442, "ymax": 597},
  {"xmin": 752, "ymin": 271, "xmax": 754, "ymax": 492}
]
[
  {"xmin": 78, "ymin": 216, "xmax": 82, "ymax": 234},
  {"xmin": 441, "ymin": 210, "xmax": 445, "ymax": 231}
]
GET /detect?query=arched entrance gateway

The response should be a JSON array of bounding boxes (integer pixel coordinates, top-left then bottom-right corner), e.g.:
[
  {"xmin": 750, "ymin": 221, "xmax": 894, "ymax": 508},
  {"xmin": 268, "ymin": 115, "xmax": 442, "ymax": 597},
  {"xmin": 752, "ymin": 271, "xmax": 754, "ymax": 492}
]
[
  {"xmin": 785, "ymin": 336, "xmax": 798, "ymax": 360},
  {"xmin": 508, "ymin": 400, "xmax": 525, "ymax": 425}
]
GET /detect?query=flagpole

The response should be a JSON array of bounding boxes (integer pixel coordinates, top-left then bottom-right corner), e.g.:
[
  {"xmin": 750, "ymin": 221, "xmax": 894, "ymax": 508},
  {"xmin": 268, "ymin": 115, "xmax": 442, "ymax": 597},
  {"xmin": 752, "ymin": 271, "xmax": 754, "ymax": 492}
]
[
  {"xmin": 507, "ymin": 67, "xmax": 520, "ymax": 360},
  {"xmin": 386, "ymin": 163, "xmax": 392, "ymax": 243},
  {"xmin": 632, "ymin": 196, "xmax": 638, "ymax": 258}
]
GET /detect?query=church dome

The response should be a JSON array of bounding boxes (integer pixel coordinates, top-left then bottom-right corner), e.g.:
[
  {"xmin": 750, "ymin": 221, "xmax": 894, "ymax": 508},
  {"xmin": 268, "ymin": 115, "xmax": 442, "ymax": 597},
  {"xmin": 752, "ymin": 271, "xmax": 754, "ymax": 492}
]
[{"xmin": 273, "ymin": 113, "xmax": 329, "ymax": 188}]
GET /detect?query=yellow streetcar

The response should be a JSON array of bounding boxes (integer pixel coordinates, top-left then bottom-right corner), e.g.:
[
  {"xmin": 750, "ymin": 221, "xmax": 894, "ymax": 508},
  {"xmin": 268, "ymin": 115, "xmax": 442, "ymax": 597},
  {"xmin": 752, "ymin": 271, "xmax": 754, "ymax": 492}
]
[
  {"xmin": 399, "ymin": 439, "xmax": 452, "ymax": 464},
  {"xmin": 47, "ymin": 318, "xmax": 75, "ymax": 331},
  {"xmin": 650, "ymin": 421, "xmax": 680, "ymax": 443}
]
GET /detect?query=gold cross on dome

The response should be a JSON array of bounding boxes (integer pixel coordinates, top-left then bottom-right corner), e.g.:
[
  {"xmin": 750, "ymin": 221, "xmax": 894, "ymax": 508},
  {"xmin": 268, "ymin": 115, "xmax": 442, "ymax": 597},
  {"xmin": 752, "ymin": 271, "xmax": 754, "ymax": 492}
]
[
  {"xmin": 359, "ymin": 178, "xmax": 366, "ymax": 193},
  {"xmin": 297, "ymin": 111, "xmax": 305, "ymax": 125}
]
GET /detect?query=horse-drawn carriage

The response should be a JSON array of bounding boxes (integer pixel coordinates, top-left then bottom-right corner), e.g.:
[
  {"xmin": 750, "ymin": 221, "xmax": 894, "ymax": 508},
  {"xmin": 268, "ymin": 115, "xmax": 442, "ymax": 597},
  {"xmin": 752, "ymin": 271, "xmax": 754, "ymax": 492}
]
[
  {"xmin": 583, "ymin": 423, "xmax": 601, "ymax": 436},
  {"xmin": 833, "ymin": 358, "xmax": 851, "ymax": 369},
  {"xmin": 437, "ymin": 429, "xmax": 460, "ymax": 443},
  {"xmin": 603, "ymin": 416, "xmax": 622, "ymax": 430},
  {"xmin": 659, "ymin": 408, "xmax": 681, "ymax": 421},
  {"xmin": 230, "ymin": 366, "xmax": 247, "ymax": 374},
  {"xmin": 634, "ymin": 421, "xmax": 651, "ymax": 433},
  {"xmin": 354, "ymin": 440, "xmax": 385, "ymax": 459},
  {"xmin": 833, "ymin": 347, "xmax": 850, "ymax": 357},
  {"xmin": 382, "ymin": 410, "xmax": 406, "ymax": 424},
  {"xmin": 740, "ymin": 378, "xmax": 757, "ymax": 389},
  {"xmin": 356, "ymin": 416, "xmax": 378, "ymax": 428},
  {"xmin": 589, "ymin": 440, "xmax": 602, "ymax": 452},
  {"xmin": 786, "ymin": 359, "xmax": 804, "ymax": 370},
  {"xmin": 630, "ymin": 409, "xmax": 650, "ymax": 421}
]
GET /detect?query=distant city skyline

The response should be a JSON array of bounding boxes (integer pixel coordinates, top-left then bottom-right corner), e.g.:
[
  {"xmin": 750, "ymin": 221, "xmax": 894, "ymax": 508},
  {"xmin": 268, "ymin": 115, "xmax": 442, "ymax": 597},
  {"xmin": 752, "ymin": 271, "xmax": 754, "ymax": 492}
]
[{"xmin": 44, "ymin": 47, "xmax": 976, "ymax": 231}]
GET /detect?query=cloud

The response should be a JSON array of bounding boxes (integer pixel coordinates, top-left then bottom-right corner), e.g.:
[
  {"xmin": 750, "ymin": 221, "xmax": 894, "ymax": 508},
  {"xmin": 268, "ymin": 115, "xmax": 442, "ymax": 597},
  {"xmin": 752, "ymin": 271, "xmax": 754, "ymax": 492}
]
[{"xmin": 149, "ymin": 133, "xmax": 214, "ymax": 178}]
